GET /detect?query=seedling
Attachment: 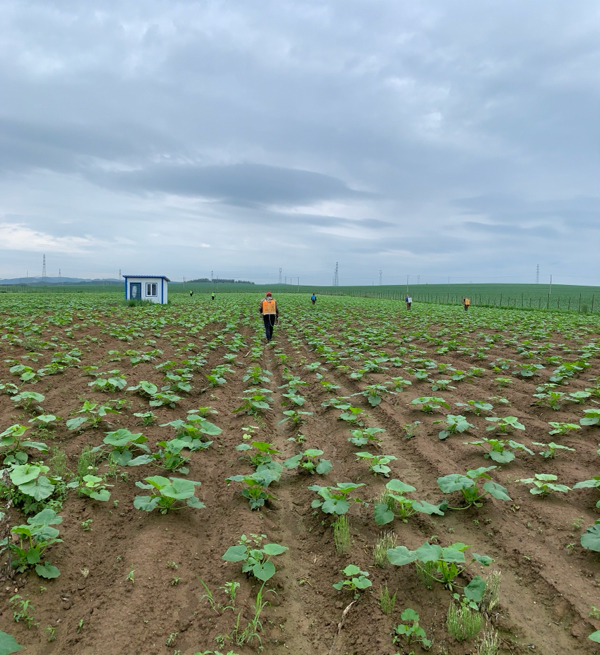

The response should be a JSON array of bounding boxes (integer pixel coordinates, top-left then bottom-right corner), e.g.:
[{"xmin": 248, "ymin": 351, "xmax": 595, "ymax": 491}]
[
  {"xmin": 410, "ymin": 396, "xmax": 450, "ymax": 413},
  {"xmin": 67, "ymin": 475, "xmax": 112, "ymax": 501},
  {"xmin": 222, "ymin": 535, "xmax": 288, "ymax": 582},
  {"xmin": 0, "ymin": 424, "xmax": 47, "ymax": 465},
  {"xmin": 354, "ymin": 452, "xmax": 397, "ymax": 477},
  {"xmin": 332, "ymin": 564, "xmax": 371, "ymax": 597},
  {"xmin": 134, "ymin": 476, "xmax": 204, "ymax": 513},
  {"xmin": 434, "ymin": 415, "xmax": 476, "ymax": 440},
  {"xmin": 548, "ymin": 422, "xmax": 582, "ymax": 436},
  {"xmin": 308, "ymin": 482, "xmax": 365, "ymax": 515},
  {"xmin": 10, "ymin": 595, "xmax": 38, "ymax": 628},
  {"xmin": 402, "ymin": 421, "xmax": 421, "ymax": 439},
  {"xmin": 455, "ymin": 400, "xmax": 494, "ymax": 416},
  {"xmin": 226, "ymin": 465, "xmax": 282, "ymax": 510},
  {"xmin": 581, "ymin": 408, "xmax": 600, "ymax": 427},
  {"xmin": 338, "ymin": 406, "xmax": 367, "ymax": 426},
  {"xmin": 101, "ymin": 429, "xmax": 150, "ymax": 466},
  {"xmin": 533, "ymin": 442, "xmax": 575, "ymax": 459},
  {"xmin": 234, "ymin": 388, "xmax": 273, "ymax": 415},
  {"xmin": 347, "ymin": 427, "xmax": 385, "ymax": 447},
  {"xmin": 388, "ymin": 541, "xmax": 492, "ymax": 594},
  {"xmin": 464, "ymin": 437, "xmax": 533, "ymax": 464},
  {"xmin": 133, "ymin": 411, "xmax": 158, "ymax": 426},
  {"xmin": 11, "ymin": 391, "xmax": 45, "ymax": 412},
  {"xmin": 379, "ymin": 585, "xmax": 396, "ymax": 615},
  {"xmin": 283, "ymin": 449, "xmax": 331, "ymax": 475},
  {"xmin": 66, "ymin": 400, "xmax": 122, "ymax": 431},
  {"xmin": 0, "ymin": 508, "xmax": 62, "ymax": 578},
  {"xmin": 278, "ymin": 410, "xmax": 312, "ymax": 426},
  {"xmin": 485, "ymin": 416, "xmax": 525, "ymax": 433},
  {"xmin": 353, "ymin": 383, "xmax": 395, "ymax": 407},
  {"xmin": 89, "ymin": 371, "xmax": 127, "ymax": 392},
  {"xmin": 81, "ymin": 519, "xmax": 93, "ymax": 531},
  {"xmin": 437, "ymin": 467, "xmax": 511, "ymax": 508},
  {"xmin": 393, "ymin": 608, "xmax": 432, "ymax": 649},
  {"xmin": 518, "ymin": 474, "xmax": 570, "ymax": 496},
  {"xmin": 219, "ymin": 581, "xmax": 241, "ymax": 604},
  {"xmin": 235, "ymin": 442, "xmax": 280, "ymax": 469},
  {"xmin": 374, "ymin": 479, "xmax": 445, "ymax": 524},
  {"xmin": 390, "ymin": 376, "xmax": 412, "ymax": 391}
]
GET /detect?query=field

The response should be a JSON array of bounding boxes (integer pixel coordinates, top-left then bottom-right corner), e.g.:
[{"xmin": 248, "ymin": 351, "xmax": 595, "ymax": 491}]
[{"xmin": 0, "ymin": 292, "xmax": 599, "ymax": 655}]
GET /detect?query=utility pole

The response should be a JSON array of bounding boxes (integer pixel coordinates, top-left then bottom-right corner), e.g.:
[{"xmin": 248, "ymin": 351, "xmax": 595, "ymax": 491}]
[
  {"xmin": 379, "ymin": 270, "xmax": 382, "ymax": 285},
  {"xmin": 278, "ymin": 268, "xmax": 282, "ymax": 284},
  {"xmin": 536, "ymin": 264, "xmax": 539, "ymax": 284}
]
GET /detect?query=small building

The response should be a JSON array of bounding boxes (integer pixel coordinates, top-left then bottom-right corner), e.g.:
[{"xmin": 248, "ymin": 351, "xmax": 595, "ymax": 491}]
[{"xmin": 123, "ymin": 275, "xmax": 170, "ymax": 304}]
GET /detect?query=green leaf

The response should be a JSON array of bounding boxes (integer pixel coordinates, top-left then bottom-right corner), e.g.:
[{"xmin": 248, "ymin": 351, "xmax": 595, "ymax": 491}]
[
  {"xmin": 589, "ymin": 630, "xmax": 600, "ymax": 643},
  {"xmin": 400, "ymin": 608, "xmax": 419, "ymax": 622},
  {"xmin": 386, "ymin": 479, "xmax": 416, "ymax": 494},
  {"xmin": 90, "ymin": 489, "xmax": 111, "ymax": 502},
  {"xmin": 186, "ymin": 497, "xmax": 205, "ymax": 509},
  {"xmin": 342, "ymin": 564, "xmax": 362, "ymax": 576},
  {"xmin": 374, "ymin": 503, "xmax": 394, "ymax": 525},
  {"xmin": 315, "ymin": 459, "xmax": 332, "ymax": 475},
  {"xmin": 321, "ymin": 498, "xmax": 349, "ymax": 515},
  {"xmin": 19, "ymin": 476, "xmax": 55, "ymax": 500},
  {"xmin": 262, "ymin": 543, "xmax": 288, "ymax": 556},
  {"xmin": 35, "ymin": 562, "xmax": 60, "ymax": 579},
  {"xmin": 412, "ymin": 500, "xmax": 445, "ymax": 515},
  {"xmin": 581, "ymin": 523, "xmax": 600, "ymax": 552},
  {"xmin": 222, "ymin": 545, "xmax": 248, "ymax": 562},
  {"xmin": 483, "ymin": 480, "xmax": 512, "ymax": 501},
  {"xmin": 387, "ymin": 546, "xmax": 417, "ymax": 566},
  {"xmin": 252, "ymin": 560, "xmax": 276, "ymax": 581},
  {"xmin": 133, "ymin": 495, "xmax": 159, "ymax": 511},
  {"xmin": 283, "ymin": 454, "xmax": 302, "ymax": 469},
  {"xmin": 0, "ymin": 630, "xmax": 23, "ymax": 655},
  {"xmin": 437, "ymin": 474, "xmax": 473, "ymax": 493},
  {"xmin": 10, "ymin": 464, "xmax": 43, "ymax": 486},
  {"xmin": 440, "ymin": 546, "xmax": 466, "ymax": 563},
  {"xmin": 472, "ymin": 553, "xmax": 494, "ymax": 566},
  {"xmin": 464, "ymin": 575, "xmax": 486, "ymax": 603},
  {"xmin": 66, "ymin": 416, "xmax": 88, "ymax": 431}
]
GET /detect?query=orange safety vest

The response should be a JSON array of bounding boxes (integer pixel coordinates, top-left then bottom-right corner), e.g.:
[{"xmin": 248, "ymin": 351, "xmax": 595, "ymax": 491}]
[
  {"xmin": 464, "ymin": 298, "xmax": 471, "ymax": 306},
  {"xmin": 262, "ymin": 299, "xmax": 277, "ymax": 314}
]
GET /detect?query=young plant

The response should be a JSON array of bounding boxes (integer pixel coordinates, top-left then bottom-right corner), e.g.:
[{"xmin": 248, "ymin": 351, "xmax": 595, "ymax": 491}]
[
  {"xmin": 0, "ymin": 424, "xmax": 47, "ymax": 465},
  {"xmin": 354, "ymin": 452, "xmax": 397, "ymax": 477},
  {"xmin": 233, "ymin": 388, "xmax": 273, "ymax": 415},
  {"xmin": 278, "ymin": 410, "xmax": 312, "ymax": 427},
  {"xmin": 437, "ymin": 467, "xmax": 511, "ymax": 509},
  {"xmin": 283, "ymin": 449, "xmax": 331, "ymax": 475},
  {"xmin": 464, "ymin": 437, "xmax": 533, "ymax": 464},
  {"xmin": 338, "ymin": 406, "xmax": 367, "ymax": 426},
  {"xmin": 347, "ymin": 427, "xmax": 385, "ymax": 447},
  {"xmin": 102, "ymin": 429, "xmax": 150, "ymax": 466},
  {"xmin": 533, "ymin": 442, "xmax": 575, "ymax": 459},
  {"xmin": 353, "ymin": 383, "xmax": 395, "ymax": 407},
  {"xmin": 0, "ymin": 509, "xmax": 62, "ymax": 579},
  {"xmin": 235, "ymin": 442, "xmax": 280, "ymax": 469},
  {"xmin": 580, "ymin": 408, "xmax": 600, "ymax": 427},
  {"xmin": 434, "ymin": 415, "xmax": 476, "ymax": 440},
  {"xmin": 308, "ymin": 482, "xmax": 365, "ymax": 515},
  {"xmin": 548, "ymin": 422, "xmax": 582, "ymax": 437},
  {"xmin": 454, "ymin": 400, "xmax": 494, "ymax": 416},
  {"xmin": 88, "ymin": 371, "xmax": 127, "ymax": 392},
  {"xmin": 332, "ymin": 564, "xmax": 371, "ymax": 597},
  {"xmin": 226, "ymin": 466, "xmax": 281, "ymax": 510},
  {"xmin": 393, "ymin": 608, "xmax": 432, "ymax": 650},
  {"xmin": 67, "ymin": 475, "xmax": 112, "ymax": 501},
  {"xmin": 410, "ymin": 396, "xmax": 450, "ymax": 413},
  {"xmin": 11, "ymin": 391, "xmax": 45, "ymax": 412},
  {"xmin": 222, "ymin": 534, "xmax": 288, "ymax": 582},
  {"xmin": 517, "ymin": 474, "xmax": 570, "ymax": 496},
  {"xmin": 134, "ymin": 476, "xmax": 204, "ymax": 513},
  {"xmin": 390, "ymin": 376, "xmax": 412, "ymax": 391},
  {"xmin": 485, "ymin": 416, "xmax": 525, "ymax": 434},
  {"xmin": 387, "ymin": 541, "xmax": 492, "ymax": 594},
  {"xmin": 66, "ymin": 400, "xmax": 121, "ymax": 431},
  {"xmin": 133, "ymin": 411, "xmax": 158, "ymax": 426},
  {"xmin": 374, "ymin": 479, "xmax": 445, "ymax": 525},
  {"xmin": 402, "ymin": 421, "xmax": 421, "ymax": 439}
]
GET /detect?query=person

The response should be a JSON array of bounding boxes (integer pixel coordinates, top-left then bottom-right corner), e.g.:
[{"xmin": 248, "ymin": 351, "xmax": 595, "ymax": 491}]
[
  {"xmin": 463, "ymin": 297, "xmax": 471, "ymax": 311},
  {"xmin": 189, "ymin": 290, "xmax": 193, "ymax": 297},
  {"xmin": 259, "ymin": 291, "xmax": 279, "ymax": 343},
  {"xmin": 311, "ymin": 293, "xmax": 317, "ymax": 305},
  {"xmin": 406, "ymin": 295, "xmax": 412, "ymax": 310},
  {"xmin": 211, "ymin": 292, "xmax": 215, "ymax": 301}
]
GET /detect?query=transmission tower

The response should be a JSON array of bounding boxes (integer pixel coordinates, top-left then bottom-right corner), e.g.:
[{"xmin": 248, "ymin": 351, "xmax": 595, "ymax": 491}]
[
  {"xmin": 333, "ymin": 262, "xmax": 339, "ymax": 287},
  {"xmin": 536, "ymin": 264, "xmax": 539, "ymax": 284},
  {"xmin": 278, "ymin": 268, "xmax": 282, "ymax": 284},
  {"xmin": 42, "ymin": 255, "xmax": 46, "ymax": 281}
]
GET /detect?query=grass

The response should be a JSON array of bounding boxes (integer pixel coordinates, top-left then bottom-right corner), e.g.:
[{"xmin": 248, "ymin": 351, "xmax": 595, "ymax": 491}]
[
  {"xmin": 373, "ymin": 531, "xmax": 397, "ymax": 567},
  {"xmin": 77, "ymin": 445, "xmax": 98, "ymax": 478},
  {"xmin": 447, "ymin": 600, "xmax": 483, "ymax": 642},
  {"xmin": 482, "ymin": 570, "xmax": 501, "ymax": 613},
  {"xmin": 333, "ymin": 515, "xmax": 351, "ymax": 555},
  {"xmin": 476, "ymin": 627, "xmax": 500, "ymax": 655},
  {"xmin": 379, "ymin": 585, "xmax": 396, "ymax": 615}
]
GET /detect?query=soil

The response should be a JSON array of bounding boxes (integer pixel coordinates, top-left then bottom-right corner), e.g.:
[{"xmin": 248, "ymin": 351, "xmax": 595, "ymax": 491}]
[{"xmin": 0, "ymin": 294, "xmax": 599, "ymax": 655}]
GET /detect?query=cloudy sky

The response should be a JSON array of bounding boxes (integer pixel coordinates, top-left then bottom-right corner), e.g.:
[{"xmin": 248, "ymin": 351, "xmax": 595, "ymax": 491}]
[{"xmin": 0, "ymin": 0, "xmax": 598, "ymax": 286}]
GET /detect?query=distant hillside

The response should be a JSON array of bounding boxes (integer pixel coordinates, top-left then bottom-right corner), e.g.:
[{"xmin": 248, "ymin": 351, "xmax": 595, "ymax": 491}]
[{"xmin": 0, "ymin": 277, "xmax": 122, "ymax": 285}]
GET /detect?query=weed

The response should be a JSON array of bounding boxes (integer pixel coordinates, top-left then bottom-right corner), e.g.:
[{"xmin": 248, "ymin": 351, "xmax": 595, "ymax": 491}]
[
  {"xmin": 589, "ymin": 606, "xmax": 600, "ymax": 619},
  {"xmin": 482, "ymin": 571, "xmax": 501, "ymax": 612},
  {"xmin": 373, "ymin": 531, "xmax": 397, "ymax": 567},
  {"xmin": 171, "ymin": 576, "xmax": 182, "ymax": 585},
  {"xmin": 333, "ymin": 515, "xmax": 351, "ymax": 555},
  {"xmin": 48, "ymin": 448, "xmax": 67, "ymax": 477},
  {"xmin": 81, "ymin": 519, "xmax": 93, "ymax": 531},
  {"xmin": 77, "ymin": 445, "xmax": 98, "ymax": 477},
  {"xmin": 166, "ymin": 632, "xmax": 178, "ymax": 646},
  {"xmin": 379, "ymin": 585, "xmax": 396, "ymax": 615},
  {"xmin": 10, "ymin": 595, "xmax": 38, "ymax": 628},
  {"xmin": 476, "ymin": 627, "xmax": 499, "ymax": 655},
  {"xmin": 46, "ymin": 625, "xmax": 57, "ymax": 642},
  {"xmin": 127, "ymin": 569, "xmax": 135, "ymax": 583},
  {"xmin": 447, "ymin": 596, "xmax": 483, "ymax": 641},
  {"xmin": 219, "ymin": 581, "xmax": 241, "ymax": 604}
]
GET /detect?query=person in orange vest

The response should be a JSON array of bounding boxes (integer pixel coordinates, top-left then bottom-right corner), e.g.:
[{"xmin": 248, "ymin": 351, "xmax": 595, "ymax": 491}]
[
  {"xmin": 463, "ymin": 297, "xmax": 471, "ymax": 311},
  {"xmin": 259, "ymin": 291, "xmax": 279, "ymax": 343}
]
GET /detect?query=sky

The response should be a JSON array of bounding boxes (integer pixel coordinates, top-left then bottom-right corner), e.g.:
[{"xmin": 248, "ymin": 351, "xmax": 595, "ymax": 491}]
[{"xmin": 0, "ymin": 0, "xmax": 599, "ymax": 286}]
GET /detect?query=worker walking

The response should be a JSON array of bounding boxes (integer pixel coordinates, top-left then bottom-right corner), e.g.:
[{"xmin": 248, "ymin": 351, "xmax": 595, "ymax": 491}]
[
  {"xmin": 211, "ymin": 292, "xmax": 216, "ymax": 301},
  {"xmin": 189, "ymin": 290, "xmax": 194, "ymax": 297},
  {"xmin": 463, "ymin": 297, "xmax": 471, "ymax": 311},
  {"xmin": 406, "ymin": 295, "xmax": 412, "ymax": 310},
  {"xmin": 311, "ymin": 293, "xmax": 317, "ymax": 305},
  {"xmin": 259, "ymin": 291, "xmax": 279, "ymax": 343}
]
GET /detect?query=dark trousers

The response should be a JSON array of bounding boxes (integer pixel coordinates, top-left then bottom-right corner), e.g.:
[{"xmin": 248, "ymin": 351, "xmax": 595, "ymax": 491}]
[{"xmin": 263, "ymin": 314, "xmax": 276, "ymax": 342}]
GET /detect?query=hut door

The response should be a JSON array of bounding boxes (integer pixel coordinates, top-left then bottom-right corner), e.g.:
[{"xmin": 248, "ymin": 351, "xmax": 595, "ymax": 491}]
[{"xmin": 130, "ymin": 282, "xmax": 141, "ymax": 300}]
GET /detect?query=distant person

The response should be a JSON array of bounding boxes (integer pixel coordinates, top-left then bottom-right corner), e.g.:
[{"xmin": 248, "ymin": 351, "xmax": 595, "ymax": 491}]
[
  {"xmin": 311, "ymin": 293, "xmax": 317, "ymax": 305},
  {"xmin": 259, "ymin": 291, "xmax": 279, "ymax": 343},
  {"xmin": 211, "ymin": 292, "xmax": 215, "ymax": 301},
  {"xmin": 189, "ymin": 290, "xmax": 193, "ymax": 297},
  {"xmin": 463, "ymin": 297, "xmax": 471, "ymax": 311},
  {"xmin": 406, "ymin": 295, "xmax": 412, "ymax": 310}
]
